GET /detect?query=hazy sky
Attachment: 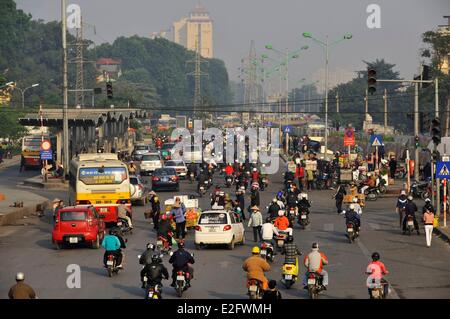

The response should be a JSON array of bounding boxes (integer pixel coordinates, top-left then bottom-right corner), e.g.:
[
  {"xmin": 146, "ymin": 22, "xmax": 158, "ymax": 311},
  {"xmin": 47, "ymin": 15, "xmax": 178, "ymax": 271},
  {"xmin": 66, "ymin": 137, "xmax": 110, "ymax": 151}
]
[{"xmin": 16, "ymin": 0, "xmax": 448, "ymax": 90}]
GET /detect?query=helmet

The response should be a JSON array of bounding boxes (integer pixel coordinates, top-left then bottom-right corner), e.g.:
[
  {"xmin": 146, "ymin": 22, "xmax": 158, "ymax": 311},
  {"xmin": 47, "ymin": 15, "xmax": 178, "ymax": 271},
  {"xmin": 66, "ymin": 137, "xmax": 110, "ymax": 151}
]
[
  {"xmin": 407, "ymin": 195, "xmax": 413, "ymax": 201},
  {"xmin": 272, "ymin": 198, "xmax": 277, "ymax": 203},
  {"xmin": 161, "ymin": 214, "xmax": 167, "ymax": 221},
  {"xmin": 219, "ymin": 191, "xmax": 225, "ymax": 196},
  {"xmin": 278, "ymin": 210, "xmax": 285, "ymax": 217},
  {"xmin": 425, "ymin": 198, "xmax": 431, "ymax": 203},
  {"xmin": 178, "ymin": 240, "xmax": 185, "ymax": 248},
  {"xmin": 154, "ymin": 196, "xmax": 159, "ymax": 202},
  {"xmin": 352, "ymin": 197, "xmax": 358, "ymax": 203},
  {"xmin": 240, "ymin": 186, "xmax": 245, "ymax": 191},
  {"xmin": 312, "ymin": 242, "xmax": 319, "ymax": 250},
  {"xmin": 252, "ymin": 246, "xmax": 260, "ymax": 254},
  {"xmin": 151, "ymin": 254, "xmax": 162, "ymax": 263},
  {"xmin": 252, "ymin": 183, "xmax": 259, "ymax": 189},
  {"xmin": 349, "ymin": 203, "xmax": 356, "ymax": 210},
  {"xmin": 371, "ymin": 252, "xmax": 380, "ymax": 261},
  {"xmin": 253, "ymin": 168, "xmax": 257, "ymax": 172},
  {"xmin": 16, "ymin": 272, "xmax": 25, "ymax": 281},
  {"xmin": 146, "ymin": 243, "xmax": 154, "ymax": 250},
  {"xmin": 109, "ymin": 229, "xmax": 116, "ymax": 235},
  {"xmin": 286, "ymin": 235, "xmax": 294, "ymax": 243},
  {"xmin": 277, "ymin": 191, "xmax": 283, "ymax": 198}
]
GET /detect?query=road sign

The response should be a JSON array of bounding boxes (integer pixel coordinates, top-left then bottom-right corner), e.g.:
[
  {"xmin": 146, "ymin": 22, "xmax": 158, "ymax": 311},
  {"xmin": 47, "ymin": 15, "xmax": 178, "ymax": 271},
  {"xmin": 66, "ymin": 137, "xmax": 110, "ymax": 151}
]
[
  {"xmin": 282, "ymin": 125, "xmax": 293, "ymax": 133},
  {"xmin": 40, "ymin": 150, "xmax": 53, "ymax": 161},
  {"xmin": 436, "ymin": 161, "xmax": 450, "ymax": 179},
  {"xmin": 370, "ymin": 135, "xmax": 383, "ymax": 147},
  {"xmin": 344, "ymin": 128, "xmax": 355, "ymax": 146},
  {"xmin": 41, "ymin": 140, "xmax": 51, "ymax": 151}
]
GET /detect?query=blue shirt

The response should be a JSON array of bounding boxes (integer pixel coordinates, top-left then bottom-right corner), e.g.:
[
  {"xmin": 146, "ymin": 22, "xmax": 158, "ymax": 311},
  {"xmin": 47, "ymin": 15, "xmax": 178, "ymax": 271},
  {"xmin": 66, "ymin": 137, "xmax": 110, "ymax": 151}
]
[
  {"xmin": 171, "ymin": 204, "xmax": 186, "ymax": 223},
  {"xmin": 102, "ymin": 235, "xmax": 121, "ymax": 251}
]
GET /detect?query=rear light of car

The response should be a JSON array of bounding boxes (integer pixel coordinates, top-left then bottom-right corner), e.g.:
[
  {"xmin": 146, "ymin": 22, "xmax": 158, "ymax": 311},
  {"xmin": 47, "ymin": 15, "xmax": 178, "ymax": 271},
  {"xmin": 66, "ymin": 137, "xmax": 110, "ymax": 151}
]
[
  {"xmin": 195, "ymin": 226, "xmax": 202, "ymax": 231},
  {"xmin": 171, "ymin": 176, "xmax": 179, "ymax": 182},
  {"xmin": 223, "ymin": 225, "xmax": 232, "ymax": 231},
  {"xmin": 152, "ymin": 176, "xmax": 160, "ymax": 182}
]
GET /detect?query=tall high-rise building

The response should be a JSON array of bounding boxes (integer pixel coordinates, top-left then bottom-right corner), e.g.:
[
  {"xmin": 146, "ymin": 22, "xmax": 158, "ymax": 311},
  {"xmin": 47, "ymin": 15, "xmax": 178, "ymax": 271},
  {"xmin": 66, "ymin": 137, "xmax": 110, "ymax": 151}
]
[{"xmin": 172, "ymin": 4, "xmax": 213, "ymax": 58}]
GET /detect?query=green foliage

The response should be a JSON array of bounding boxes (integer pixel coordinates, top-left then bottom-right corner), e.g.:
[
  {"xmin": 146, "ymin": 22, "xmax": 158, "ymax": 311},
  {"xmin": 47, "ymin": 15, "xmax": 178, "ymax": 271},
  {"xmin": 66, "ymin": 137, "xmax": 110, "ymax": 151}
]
[{"xmin": 0, "ymin": 109, "xmax": 27, "ymax": 140}]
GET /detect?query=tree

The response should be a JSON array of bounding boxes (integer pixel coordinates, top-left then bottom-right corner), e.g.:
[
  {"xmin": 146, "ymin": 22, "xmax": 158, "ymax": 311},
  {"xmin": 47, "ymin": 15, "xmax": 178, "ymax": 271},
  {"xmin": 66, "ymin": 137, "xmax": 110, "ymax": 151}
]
[{"xmin": 0, "ymin": 109, "xmax": 27, "ymax": 140}]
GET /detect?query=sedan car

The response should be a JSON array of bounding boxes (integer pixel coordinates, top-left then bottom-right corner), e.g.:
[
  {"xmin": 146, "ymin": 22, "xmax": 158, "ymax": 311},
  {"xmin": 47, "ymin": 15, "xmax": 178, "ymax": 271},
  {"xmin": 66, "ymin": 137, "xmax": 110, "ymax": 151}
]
[
  {"xmin": 140, "ymin": 152, "xmax": 163, "ymax": 176},
  {"xmin": 129, "ymin": 175, "xmax": 149, "ymax": 205},
  {"xmin": 133, "ymin": 144, "xmax": 152, "ymax": 156},
  {"xmin": 194, "ymin": 210, "xmax": 245, "ymax": 250},
  {"xmin": 164, "ymin": 160, "xmax": 188, "ymax": 179},
  {"xmin": 52, "ymin": 205, "xmax": 105, "ymax": 250},
  {"xmin": 151, "ymin": 167, "xmax": 179, "ymax": 191}
]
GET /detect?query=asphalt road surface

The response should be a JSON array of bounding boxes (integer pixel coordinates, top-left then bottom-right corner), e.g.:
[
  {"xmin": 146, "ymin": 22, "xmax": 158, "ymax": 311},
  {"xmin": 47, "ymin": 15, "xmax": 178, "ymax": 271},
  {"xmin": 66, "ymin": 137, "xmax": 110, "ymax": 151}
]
[{"xmin": 1, "ymin": 162, "xmax": 450, "ymax": 299}]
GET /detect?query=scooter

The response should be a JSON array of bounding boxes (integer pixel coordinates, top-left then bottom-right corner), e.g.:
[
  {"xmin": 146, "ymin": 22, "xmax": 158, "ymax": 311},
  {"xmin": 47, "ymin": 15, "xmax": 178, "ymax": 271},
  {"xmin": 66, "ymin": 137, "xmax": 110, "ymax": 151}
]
[
  {"xmin": 260, "ymin": 241, "xmax": 274, "ymax": 263},
  {"xmin": 156, "ymin": 233, "xmax": 172, "ymax": 254},
  {"xmin": 105, "ymin": 253, "xmax": 121, "ymax": 277},
  {"xmin": 281, "ymin": 258, "xmax": 299, "ymax": 289},
  {"xmin": 297, "ymin": 210, "xmax": 310, "ymax": 229},
  {"xmin": 274, "ymin": 232, "xmax": 288, "ymax": 253},
  {"xmin": 404, "ymin": 215, "xmax": 416, "ymax": 235},
  {"xmin": 287, "ymin": 206, "xmax": 298, "ymax": 226},
  {"xmin": 306, "ymin": 272, "xmax": 325, "ymax": 299},
  {"xmin": 174, "ymin": 270, "xmax": 189, "ymax": 297},
  {"xmin": 346, "ymin": 221, "xmax": 358, "ymax": 243},
  {"xmin": 225, "ymin": 175, "xmax": 233, "ymax": 188},
  {"xmin": 247, "ymin": 279, "xmax": 263, "ymax": 299},
  {"xmin": 117, "ymin": 218, "xmax": 133, "ymax": 235}
]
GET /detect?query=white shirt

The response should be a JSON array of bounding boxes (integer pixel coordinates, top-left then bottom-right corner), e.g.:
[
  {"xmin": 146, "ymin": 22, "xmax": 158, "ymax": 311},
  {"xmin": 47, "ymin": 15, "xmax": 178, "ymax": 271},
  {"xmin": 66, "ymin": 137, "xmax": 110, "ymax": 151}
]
[{"xmin": 262, "ymin": 222, "xmax": 279, "ymax": 240}]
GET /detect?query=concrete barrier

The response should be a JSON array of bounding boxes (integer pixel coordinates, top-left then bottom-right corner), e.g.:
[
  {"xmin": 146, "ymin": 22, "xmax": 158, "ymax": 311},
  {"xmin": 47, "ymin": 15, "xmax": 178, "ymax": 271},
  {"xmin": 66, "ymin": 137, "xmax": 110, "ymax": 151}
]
[{"xmin": 0, "ymin": 200, "xmax": 51, "ymax": 226}]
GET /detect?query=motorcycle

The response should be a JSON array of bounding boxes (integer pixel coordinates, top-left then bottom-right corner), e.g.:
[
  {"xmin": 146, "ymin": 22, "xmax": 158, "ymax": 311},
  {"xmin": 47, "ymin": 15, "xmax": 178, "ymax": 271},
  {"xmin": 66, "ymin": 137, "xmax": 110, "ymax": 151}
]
[
  {"xmin": 410, "ymin": 180, "xmax": 431, "ymax": 200},
  {"xmin": 225, "ymin": 175, "xmax": 233, "ymax": 188},
  {"xmin": 394, "ymin": 166, "xmax": 407, "ymax": 179},
  {"xmin": 365, "ymin": 187, "xmax": 380, "ymax": 201},
  {"xmin": 297, "ymin": 210, "xmax": 310, "ymax": 229},
  {"xmin": 346, "ymin": 221, "xmax": 358, "ymax": 243},
  {"xmin": 281, "ymin": 258, "xmax": 298, "ymax": 289},
  {"xmin": 260, "ymin": 241, "xmax": 274, "ymax": 263},
  {"xmin": 274, "ymin": 232, "xmax": 288, "ymax": 253},
  {"xmin": 156, "ymin": 234, "xmax": 172, "ymax": 254},
  {"xmin": 144, "ymin": 283, "xmax": 162, "ymax": 299},
  {"xmin": 174, "ymin": 270, "xmax": 190, "ymax": 297},
  {"xmin": 189, "ymin": 172, "xmax": 195, "ymax": 184},
  {"xmin": 198, "ymin": 180, "xmax": 209, "ymax": 197},
  {"xmin": 368, "ymin": 279, "xmax": 388, "ymax": 299},
  {"xmin": 117, "ymin": 217, "xmax": 133, "ymax": 235},
  {"xmin": 247, "ymin": 279, "xmax": 263, "ymax": 299},
  {"xmin": 106, "ymin": 253, "xmax": 121, "ymax": 277},
  {"xmin": 287, "ymin": 206, "xmax": 298, "ymax": 226},
  {"xmin": 405, "ymin": 215, "xmax": 416, "ymax": 235},
  {"xmin": 306, "ymin": 272, "xmax": 325, "ymax": 299},
  {"xmin": 261, "ymin": 176, "xmax": 269, "ymax": 190}
]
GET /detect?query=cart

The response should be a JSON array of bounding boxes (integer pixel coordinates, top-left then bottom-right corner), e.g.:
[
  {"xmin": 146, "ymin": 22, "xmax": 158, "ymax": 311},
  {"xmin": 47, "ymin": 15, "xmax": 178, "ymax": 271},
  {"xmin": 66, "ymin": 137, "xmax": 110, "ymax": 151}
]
[
  {"xmin": 165, "ymin": 196, "xmax": 201, "ymax": 231},
  {"xmin": 343, "ymin": 194, "xmax": 366, "ymax": 207}
]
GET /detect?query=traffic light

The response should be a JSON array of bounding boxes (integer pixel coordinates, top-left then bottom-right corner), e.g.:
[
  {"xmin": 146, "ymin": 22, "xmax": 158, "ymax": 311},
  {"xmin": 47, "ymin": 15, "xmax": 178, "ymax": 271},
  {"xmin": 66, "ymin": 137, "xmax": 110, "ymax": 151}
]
[
  {"xmin": 106, "ymin": 81, "xmax": 113, "ymax": 99},
  {"xmin": 431, "ymin": 117, "xmax": 441, "ymax": 145},
  {"xmin": 415, "ymin": 135, "xmax": 420, "ymax": 148},
  {"xmin": 367, "ymin": 68, "xmax": 377, "ymax": 95}
]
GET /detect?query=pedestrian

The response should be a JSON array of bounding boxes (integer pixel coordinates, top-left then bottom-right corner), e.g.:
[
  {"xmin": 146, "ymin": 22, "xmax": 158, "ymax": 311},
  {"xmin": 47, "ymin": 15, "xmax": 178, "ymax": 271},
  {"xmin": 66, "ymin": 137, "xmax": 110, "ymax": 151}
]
[
  {"xmin": 389, "ymin": 156, "xmax": 397, "ymax": 179},
  {"xmin": 248, "ymin": 206, "xmax": 263, "ymax": 242},
  {"xmin": 151, "ymin": 196, "xmax": 161, "ymax": 230},
  {"xmin": 236, "ymin": 187, "xmax": 246, "ymax": 220},
  {"xmin": 19, "ymin": 155, "xmax": 25, "ymax": 172},
  {"xmin": 367, "ymin": 154, "xmax": 374, "ymax": 172},
  {"xmin": 170, "ymin": 198, "xmax": 186, "ymax": 239},
  {"xmin": 8, "ymin": 273, "xmax": 36, "ymax": 299},
  {"xmin": 333, "ymin": 184, "xmax": 346, "ymax": 214},
  {"xmin": 306, "ymin": 169, "xmax": 314, "ymax": 190},
  {"xmin": 423, "ymin": 207, "xmax": 435, "ymax": 247}
]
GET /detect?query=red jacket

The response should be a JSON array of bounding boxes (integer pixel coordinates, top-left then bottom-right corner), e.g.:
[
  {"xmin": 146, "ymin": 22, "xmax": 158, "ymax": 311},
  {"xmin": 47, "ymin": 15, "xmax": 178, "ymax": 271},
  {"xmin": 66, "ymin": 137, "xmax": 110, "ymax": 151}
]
[
  {"xmin": 295, "ymin": 166, "xmax": 304, "ymax": 178},
  {"xmin": 225, "ymin": 166, "xmax": 234, "ymax": 175},
  {"xmin": 251, "ymin": 171, "xmax": 260, "ymax": 181}
]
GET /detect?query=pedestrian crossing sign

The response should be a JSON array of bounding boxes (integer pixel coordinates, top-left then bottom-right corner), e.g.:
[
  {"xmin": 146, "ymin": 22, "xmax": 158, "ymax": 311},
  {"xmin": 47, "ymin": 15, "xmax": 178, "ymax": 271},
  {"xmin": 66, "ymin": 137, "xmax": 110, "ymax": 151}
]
[
  {"xmin": 370, "ymin": 135, "xmax": 383, "ymax": 147},
  {"xmin": 436, "ymin": 161, "xmax": 450, "ymax": 179}
]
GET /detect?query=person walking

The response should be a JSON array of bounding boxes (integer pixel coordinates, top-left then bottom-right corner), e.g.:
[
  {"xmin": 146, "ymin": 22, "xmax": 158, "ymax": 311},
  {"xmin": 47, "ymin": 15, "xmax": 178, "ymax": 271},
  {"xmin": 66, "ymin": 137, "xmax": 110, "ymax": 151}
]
[
  {"xmin": 170, "ymin": 198, "xmax": 186, "ymax": 239},
  {"xmin": 248, "ymin": 206, "xmax": 263, "ymax": 242},
  {"xmin": 423, "ymin": 207, "xmax": 435, "ymax": 248},
  {"xmin": 19, "ymin": 155, "xmax": 26, "ymax": 172}
]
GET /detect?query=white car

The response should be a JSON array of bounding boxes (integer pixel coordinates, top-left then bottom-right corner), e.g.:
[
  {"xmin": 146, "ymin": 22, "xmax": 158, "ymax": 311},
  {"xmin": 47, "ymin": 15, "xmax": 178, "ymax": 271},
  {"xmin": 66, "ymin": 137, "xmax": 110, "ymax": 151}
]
[
  {"xmin": 140, "ymin": 152, "xmax": 163, "ymax": 176},
  {"xmin": 164, "ymin": 160, "xmax": 188, "ymax": 178},
  {"xmin": 194, "ymin": 210, "xmax": 245, "ymax": 250}
]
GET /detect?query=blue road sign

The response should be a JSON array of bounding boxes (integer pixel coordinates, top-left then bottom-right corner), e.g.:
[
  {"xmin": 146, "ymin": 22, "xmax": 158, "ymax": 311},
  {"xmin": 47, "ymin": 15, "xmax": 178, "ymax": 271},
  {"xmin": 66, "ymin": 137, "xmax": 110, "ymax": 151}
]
[
  {"xmin": 282, "ymin": 125, "xmax": 293, "ymax": 133},
  {"xmin": 370, "ymin": 134, "xmax": 383, "ymax": 147},
  {"xmin": 40, "ymin": 150, "xmax": 53, "ymax": 161},
  {"xmin": 436, "ymin": 161, "xmax": 450, "ymax": 179}
]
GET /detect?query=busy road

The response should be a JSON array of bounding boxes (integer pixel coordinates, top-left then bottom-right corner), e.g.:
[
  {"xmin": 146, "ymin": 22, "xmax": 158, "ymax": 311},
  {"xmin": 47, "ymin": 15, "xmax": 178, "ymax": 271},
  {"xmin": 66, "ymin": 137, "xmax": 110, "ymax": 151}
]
[{"xmin": 1, "ymin": 159, "xmax": 450, "ymax": 299}]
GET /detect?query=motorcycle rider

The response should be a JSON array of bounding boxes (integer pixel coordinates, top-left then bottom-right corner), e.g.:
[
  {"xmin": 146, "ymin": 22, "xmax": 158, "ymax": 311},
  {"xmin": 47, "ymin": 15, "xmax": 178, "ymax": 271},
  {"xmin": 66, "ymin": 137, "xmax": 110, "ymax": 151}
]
[
  {"xmin": 365, "ymin": 252, "xmax": 389, "ymax": 298},
  {"xmin": 139, "ymin": 243, "xmax": 156, "ymax": 265},
  {"xmin": 274, "ymin": 210, "xmax": 293, "ymax": 236},
  {"xmin": 236, "ymin": 186, "xmax": 246, "ymax": 220},
  {"xmin": 303, "ymin": 242, "xmax": 329, "ymax": 290},
  {"xmin": 187, "ymin": 162, "xmax": 198, "ymax": 179},
  {"xmin": 343, "ymin": 204, "xmax": 361, "ymax": 234},
  {"xmin": 157, "ymin": 213, "xmax": 175, "ymax": 248},
  {"xmin": 286, "ymin": 186, "xmax": 299, "ymax": 213},
  {"xmin": 250, "ymin": 183, "xmax": 260, "ymax": 208},
  {"xmin": 224, "ymin": 163, "xmax": 234, "ymax": 180},
  {"xmin": 141, "ymin": 254, "xmax": 169, "ymax": 289},
  {"xmin": 351, "ymin": 197, "xmax": 363, "ymax": 216},
  {"xmin": 242, "ymin": 246, "xmax": 271, "ymax": 290},
  {"xmin": 284, "ymin": 170, "xmax": 295, "ymax": 191},
  {"xmin": 169, "ymin": 240, "xmax": 195, "ymax": 288},
  {"xmin": 403, "ymin": 195, "xmax": 419, "ymax": 235},
  {"xmin": 128, "ymin": 162, "xmax": 137, "ymax": 175},
  {"xmin": 117, "ymin": 200, "xmax": 133, "ymax": 229},
  {"xmin": 276, "ymin": 191, "xmax": 286, "ymax": 209},
  {"xmin": 251, "ymin": 167, "xmax": 260, "ymax": 183},
  {"xmin": 102, "ymin": 228, "xmax": 126, "ymax": 268},
  {"xmin": 282, "ymin": 235, "xmax": 302, "ymax": 264},
  {"xmin": 267, "ymin": 198, "xmax": 281, "ymax": 219},
  {"xmin": 396, "ymin": 190, "xmax": 408, "ymax": 227},
  {"xmin": 197, "ymin": 169, "xmax": 208, "ymax": 193},
  {"xmin": 262, "ymin": 217, "xmax": 279, "ymax": 254},
  {"xmin": 8, "ymin": 272, "xmax": 37, "ymax": 299},
  {"xmin": 297, "ymin": 193, "xmax": 311, "ymax": 214}
]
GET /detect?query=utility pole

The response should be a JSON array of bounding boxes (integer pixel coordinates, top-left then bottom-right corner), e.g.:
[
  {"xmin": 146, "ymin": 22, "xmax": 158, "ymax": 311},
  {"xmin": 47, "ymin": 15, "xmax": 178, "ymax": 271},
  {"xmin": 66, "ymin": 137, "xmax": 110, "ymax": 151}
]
[
  {"xmin": 414, "ymin": 82, "xmax": 419, "ymax": 181},
  {"xmin": 187, "ymin": 36, "xmax": 208, "ymax": 119},
  {"xmin": 336, "ymin": 92, "xmax": 339, "ymax": 113},
  {"xmin": 364, "ymin": 89, "xmax": 368, "ymax": 115},
  {"xmin": 75, "ymin": 15, "xmax": 84, "ymax": 107},
  {"xmin": 62, "ymin": 0, "xmax": 69, "ymax": 178},
  {"xmin": 383, "ymin": 89, "xmax": 387, "ymax": 134}
]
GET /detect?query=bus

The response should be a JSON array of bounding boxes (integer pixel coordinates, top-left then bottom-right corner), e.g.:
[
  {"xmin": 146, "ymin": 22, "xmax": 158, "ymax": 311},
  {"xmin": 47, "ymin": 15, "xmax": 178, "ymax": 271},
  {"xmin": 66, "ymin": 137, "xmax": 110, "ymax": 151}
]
[
  {"xmin": 69, "ymin": 153, "xmax": 131, "ymax": 223},
  {"xmin": 157, "ymin": 117, "xmax": 177, "ymax": 131},
  {"xmin": 21, "ymin": 134, "xmax": 56, "ymax": 169}
]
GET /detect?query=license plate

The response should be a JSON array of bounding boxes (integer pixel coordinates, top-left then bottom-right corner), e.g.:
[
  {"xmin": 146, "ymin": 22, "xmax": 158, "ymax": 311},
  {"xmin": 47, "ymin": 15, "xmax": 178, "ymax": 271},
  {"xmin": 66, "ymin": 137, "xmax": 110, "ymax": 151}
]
[
  {"xmin": 157, "ymin": 240, "xmax": 163, "ymax": 246},
  {"xmin": 285, "ymin": 274, "xmax": 292, "ymax": 280},
  {"xmin": 208, "ymin": 227, "xmax": 217, "ymax": 232},
  {"xmin": 100, "ymin": 208, "xmax": 108, "ymax": 213},
  {"xmin": 143, "ymin": 276, "xmax": 148, "ymax": 282},
  {"xmin": 260, "ymin": 250, "xmax": 266, "ymax": 255},
  {"xmin": 177, "ymin": 276, "xmax": 185, "ymax": 281},
  {"xmin": 301, "ymin": 215, "xmax": 307, "ymax": 219},
  {"xmin": 308, "ymin": 278, "xmax": 316, "ymax": 285},
  {"xmin": 205, "ymin": 181, "xmax": 208, "ymax": 184},
  {"xmin": 117, "ymin": 221, "xmax": 123, "ymax": 226},
  {"xmin": 347, "ymin": 228, "xmax": 353, "ymax": 232},
  {"xmin": 249, "ymin": 285, "xmax": 258, "ymax": 292},
  {"xmin": 106, "ymin": 260, "xmax": 114, "ymax": 266},
  {"xmin": 278, "ymin": 240, "xmax": 284, "ymax": 246},
  {"xmin": 69, "ymin": 237, "xmax": 78, "ymax": 243},
  {"xmin": 162, "ymin": 177, "xmax": 169, "ymax": 182},
  {"xmin": 407, "ymin": 221, "xmax": 414, "ymax": 226}
]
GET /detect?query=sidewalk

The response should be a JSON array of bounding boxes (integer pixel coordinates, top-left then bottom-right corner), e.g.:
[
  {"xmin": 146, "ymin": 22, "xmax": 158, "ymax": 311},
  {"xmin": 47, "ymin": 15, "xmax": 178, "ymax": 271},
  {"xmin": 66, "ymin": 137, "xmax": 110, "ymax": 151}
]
[
  {"xmin": 434, "ymin": 220, "xmax": 450, "ymax": 245},
  {"xmin": 0, "ymin": 185, "xmax": 51, "ymax": 226},
  {"xmin": 0, "ymin": 155, "xmax": 20, "ymax": 170}
]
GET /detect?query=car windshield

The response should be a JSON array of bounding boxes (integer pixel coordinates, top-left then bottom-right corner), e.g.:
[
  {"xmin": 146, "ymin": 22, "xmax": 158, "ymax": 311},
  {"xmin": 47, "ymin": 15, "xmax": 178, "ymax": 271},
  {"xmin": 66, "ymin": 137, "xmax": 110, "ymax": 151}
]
[
  {"xmin": 79, "ymin": 167, "xmax": 127, "ymax": 185},
  {"xmin": 130, "ymin": 177, "xmax": 139, "ymax": 185},
  {"xmin": 135, "ymin": 145, "xmax": 148, "ymax": 151},
  {"xmin": 161, "ymin": 143, "xmax": 175, "ymax": 150},
  {"xmin": 141, "ymin": 154, "xmax": 160, "ymax": 161},
  {"xmin": 60, "ymin": 211, "xmax": 87, "ymax": 221},
  {"xmin": 155, "ymin": 168, "xmax": 176, "ymax": 176},
  {"xmin": 198, "ymin": 213, "xmax": 228, "ymax": 225},
  {"xmin": 165, "ymin": 160, "xmax": 183, "ymax": 166}
]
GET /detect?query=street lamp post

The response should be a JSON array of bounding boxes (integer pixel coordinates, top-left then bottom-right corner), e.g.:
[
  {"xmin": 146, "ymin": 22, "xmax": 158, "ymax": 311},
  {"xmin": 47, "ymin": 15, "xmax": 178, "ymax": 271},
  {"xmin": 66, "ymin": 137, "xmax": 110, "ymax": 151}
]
[
  {"xmin": 302, "ymin": 32, "xmax": 352, "ymax": 158},
  {"xmin": 10, "ymin": 83, "xmax": 40, "ymax": 109}
]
